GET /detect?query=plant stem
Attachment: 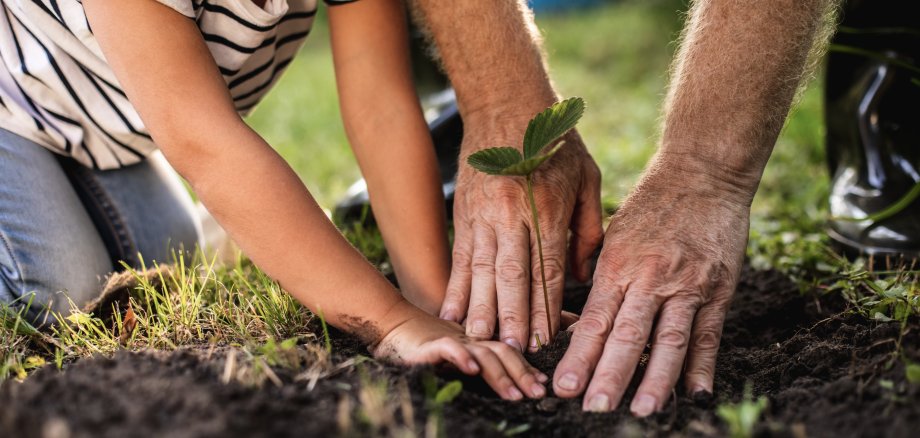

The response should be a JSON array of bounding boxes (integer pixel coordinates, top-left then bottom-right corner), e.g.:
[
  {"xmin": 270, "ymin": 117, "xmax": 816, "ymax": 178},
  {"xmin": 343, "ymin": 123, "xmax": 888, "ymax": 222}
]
[{"xmin": 525, "ymin": 174, "xmax": 552, "ymax": 338}]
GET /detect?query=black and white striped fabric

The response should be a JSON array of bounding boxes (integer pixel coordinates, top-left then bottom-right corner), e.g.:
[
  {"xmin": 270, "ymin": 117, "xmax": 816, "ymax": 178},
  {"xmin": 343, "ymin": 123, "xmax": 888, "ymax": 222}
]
[{"xmin": 0, "ymin": 0, "xmax": 354, "ymax": 170}]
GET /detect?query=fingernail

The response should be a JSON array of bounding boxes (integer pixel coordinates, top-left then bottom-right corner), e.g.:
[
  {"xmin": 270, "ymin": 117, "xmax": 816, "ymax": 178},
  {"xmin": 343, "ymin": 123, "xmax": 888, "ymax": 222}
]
[
  {"xmin": 439, "ymin": 310, "xmax": 456, "ymax": 322},
  {"xmin": 536, "ymin": 373, "xmax": 549, "ymax": 383},
  {"xmin": 631, "ymin": 394, "xmax": 657, "ymax": 417},
  {"xmin": 529, "ymin": 333, "xmax": 543, "ymax": 351},
  {"xmin": 586, "ymin": 394, "xmax": 610, "ymax": 412},
  {"xmin": 557, "ymin": 372, "xmax": 579, "ymax": 391},
  {"xmin": 531, "ymin": 383, "xmax": 546, "ymax": 398},
  {"xmin": 691, "ymin": 388, "xmax": 713, "ymax": 402},
  {"xmin": 470, "ymin": 320, "xmax": 490, "ymax": 337},
  {"xmin": 691, "ymin": 384, "xmax": 710, "ymax": 395},
  {"xmin": 508, "ymin": 387, "xmax": 524, "ymax": 400},
  {"xmin": 467, "ymin": 360, "xmax": 479, "ymax": 373},
  {"xmin": 503, "ymin": 338, "xmax": 523, "ymax": 352}
]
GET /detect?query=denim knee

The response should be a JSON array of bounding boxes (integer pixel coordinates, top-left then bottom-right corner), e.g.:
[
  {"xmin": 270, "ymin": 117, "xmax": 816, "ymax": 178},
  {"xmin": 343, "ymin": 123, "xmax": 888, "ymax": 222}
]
[{"xmin": 0, "ymin": 229, "xmax": 111, "ymax": 324}]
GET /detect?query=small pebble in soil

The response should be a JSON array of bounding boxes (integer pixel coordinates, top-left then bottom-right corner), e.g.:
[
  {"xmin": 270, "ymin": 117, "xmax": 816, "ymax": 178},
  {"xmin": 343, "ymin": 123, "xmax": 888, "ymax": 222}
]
[{"xmin": 536, "ymin": 397, "xmax": 562, "ymax": 414}]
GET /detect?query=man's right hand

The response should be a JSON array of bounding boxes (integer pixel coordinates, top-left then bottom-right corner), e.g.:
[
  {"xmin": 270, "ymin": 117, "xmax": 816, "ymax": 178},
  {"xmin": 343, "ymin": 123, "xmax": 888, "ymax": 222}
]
[{"xmin": 440, "ymin": 129, "xmax": 604, "ymax": 353}]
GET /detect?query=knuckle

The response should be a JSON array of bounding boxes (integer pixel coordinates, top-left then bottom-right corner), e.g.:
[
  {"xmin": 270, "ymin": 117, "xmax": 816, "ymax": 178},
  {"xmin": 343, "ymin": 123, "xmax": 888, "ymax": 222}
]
[
  {"xmin": 692, "ymin": 327, "xmax": 722, "ymax": 351},
  {"xmin": 470, "ymin": 303, "xmax": 497, "ymax": 318},
  {"xmin": 560, "ymin": 354, "xmax": 593, "ymax": 375},
  {"xmin": 611, "ymin": 319, "xmax": 648, "ymax": 345},
  {"xmin": 497, "ymin": 260, "xmax": 528, "ymax": 283},
  {"xmin": 574, "ymin": 312, "xmax": 613, "ymax": 340},
  {"xmin": 533, "ymin": 256, "xmax": 565, "ymax": 283},
  {"xmin": 442, "ymin": 289, "xmax": 466, "ymax": 308},
  {"xmin": 499, "ymin": 308, "xmax": 527, "ymax": 327},
  {"xmin": 594, "ymin": 368, "xmax": 630, "ymax": 389},
  {"xmin": 451, "ymin": 252, "xmax": 473, "ymax": 273},
  {"xmin": 471, "ymin": 257, "xmax": 496, "ymax": 274},
  {"xmin": 655, "ymin": 327, "xmax": 689, "ymax": 350}
]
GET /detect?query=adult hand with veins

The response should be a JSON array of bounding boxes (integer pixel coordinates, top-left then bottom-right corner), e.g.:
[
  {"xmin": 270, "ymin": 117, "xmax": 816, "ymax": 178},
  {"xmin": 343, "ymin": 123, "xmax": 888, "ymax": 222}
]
[{"xmin": 551, "ymin": 0, "xmax": 838, "ymax": 416}]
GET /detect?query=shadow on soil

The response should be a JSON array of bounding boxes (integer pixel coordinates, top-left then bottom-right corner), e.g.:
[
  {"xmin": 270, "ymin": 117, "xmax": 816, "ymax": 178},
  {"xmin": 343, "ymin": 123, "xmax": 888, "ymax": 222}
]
[{"xmin": 2, "ymin": 266, "xmax": 918, "ymax": 437}]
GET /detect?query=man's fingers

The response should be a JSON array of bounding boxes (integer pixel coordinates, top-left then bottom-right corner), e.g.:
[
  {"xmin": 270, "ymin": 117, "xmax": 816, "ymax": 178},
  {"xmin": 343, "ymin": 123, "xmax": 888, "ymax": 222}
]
[
  {"xmin": 485, "ymin": 342, "xmax": 546, "ymax": 399},
  {"xmin": 568, "ymin": 161, "xmax": 604, "ymax": 282},
  {"xmin": 684, "ymin": 296, "xmax": 730, "ymax": 395},
  {"xmin": 582, "ymin": 291, "xmax": 660, "ymax": 412},
  {"xmin": 465, "ymin": 225, "xmax": 498, "ymax": 340},
  {"xmin": 553, "ymin": 283, "xmax": 625, "ymax": 398},
  {"xmin": 630, "ymin": 297, "xmax": 699, "ymax": 417},
  {"xmin": 528, "ymin": 230, "xmax": 567, "ymax": 351},
  {"xmin": 442, "ymin": 221, "xmax": 473, "ymax": 322},
  {"xmin": 495, "ymin": 222, "xmax": 531, "ymax": 352}
]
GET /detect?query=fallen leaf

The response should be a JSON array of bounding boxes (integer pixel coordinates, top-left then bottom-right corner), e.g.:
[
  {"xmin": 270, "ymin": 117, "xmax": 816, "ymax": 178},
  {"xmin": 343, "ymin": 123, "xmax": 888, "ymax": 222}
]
[{"xmin": 119, "ymin": 302, "xmax": 137, "ymax": 344}]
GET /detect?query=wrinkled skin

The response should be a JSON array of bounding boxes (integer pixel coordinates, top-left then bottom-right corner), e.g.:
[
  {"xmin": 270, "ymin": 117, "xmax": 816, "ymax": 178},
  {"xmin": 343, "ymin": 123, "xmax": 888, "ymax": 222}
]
[
  {"xmin": 552, "ymin": 157, "xmax": 751, "ymax": 416},
  {"xmin": 440, "ymin": 129, "xmax": 605, "ymax": 353}
]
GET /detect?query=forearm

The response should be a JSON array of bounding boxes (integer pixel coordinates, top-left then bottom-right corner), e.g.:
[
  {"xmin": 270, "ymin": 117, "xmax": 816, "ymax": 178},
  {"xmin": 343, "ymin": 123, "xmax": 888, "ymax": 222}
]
[
  {"xmin": 84, "ymin": 0, "xmax": 426, "ymax": 346},
  {"xmin": 330, "ymin": 0, "xmax": 450, "ymax": 313},
  {"xmin": 180, "ymin": 125, "xmax": 421, "ymax": 343},
  {"xmin": 342, "ymin": 98, "xmax": 449, "ymax": 314},
  {"xmin": 659, "ymin": 0, "xmax": 837, "ymax": 198},
  {"xmin": 408, "ymin": 0, "xmax": 558, "ymax": 143}
]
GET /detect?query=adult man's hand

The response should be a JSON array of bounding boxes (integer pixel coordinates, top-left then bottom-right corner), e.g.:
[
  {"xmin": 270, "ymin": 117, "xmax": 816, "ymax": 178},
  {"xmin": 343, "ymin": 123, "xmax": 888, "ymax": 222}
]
[
  {"xmin": 549, "ymin": 0, "xmax": 836, "ymax": 416},
  {"xmin": 440, "ymin": 128, "xmax": 603, "ymax": 352},
  {"xmin": 552, "ymin": 155, "xmax": 749, "ymax": 415},
  {"xmin": 407, "ymin": 0, "xmax": 604, "ymax": 352}
]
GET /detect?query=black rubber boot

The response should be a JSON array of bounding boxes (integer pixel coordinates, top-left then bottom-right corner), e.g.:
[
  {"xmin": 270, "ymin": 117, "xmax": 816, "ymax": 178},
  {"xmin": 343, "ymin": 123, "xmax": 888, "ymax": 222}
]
[{"xmin": 825, "ymin": 0, "xmax": 920, "ymax": 261}]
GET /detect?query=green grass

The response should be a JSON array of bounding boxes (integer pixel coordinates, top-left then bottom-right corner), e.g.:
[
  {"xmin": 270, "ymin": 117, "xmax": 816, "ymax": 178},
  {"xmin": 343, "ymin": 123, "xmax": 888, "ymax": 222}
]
[{"xmin": 1, "ymin": 0, "xmax": 918, "ymax": 398}]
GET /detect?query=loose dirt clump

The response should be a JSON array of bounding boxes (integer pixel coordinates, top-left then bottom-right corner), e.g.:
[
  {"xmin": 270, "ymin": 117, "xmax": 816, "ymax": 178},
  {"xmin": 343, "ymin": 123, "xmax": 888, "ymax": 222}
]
[{"xmin": 1, "ymin": 266, "xmax": 918, "ymax": 437}]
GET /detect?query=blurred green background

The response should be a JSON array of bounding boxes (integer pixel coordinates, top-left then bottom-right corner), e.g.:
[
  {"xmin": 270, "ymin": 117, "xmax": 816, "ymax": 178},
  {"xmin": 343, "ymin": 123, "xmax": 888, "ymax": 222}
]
[{"xmin": 246, "ymin": 0, "xmax": 829, "ymax": 240}]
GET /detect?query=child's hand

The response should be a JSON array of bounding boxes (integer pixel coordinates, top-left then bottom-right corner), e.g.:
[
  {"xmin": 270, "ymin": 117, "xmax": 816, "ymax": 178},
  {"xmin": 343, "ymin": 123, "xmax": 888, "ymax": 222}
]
[{"xmin": 373, "ymin": 315, "xmax": 548, "ymax": 401}]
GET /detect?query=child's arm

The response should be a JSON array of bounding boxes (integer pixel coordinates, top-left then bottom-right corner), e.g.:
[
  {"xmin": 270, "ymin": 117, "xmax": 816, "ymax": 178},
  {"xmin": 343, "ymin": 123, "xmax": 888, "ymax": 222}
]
[
  {"xmin": 328, "ymin": 0, "xmax": 449, "ymax": 315},
  {"xmin": 83, "ymin": 0, "xmax": 543, "ymax": 400}
]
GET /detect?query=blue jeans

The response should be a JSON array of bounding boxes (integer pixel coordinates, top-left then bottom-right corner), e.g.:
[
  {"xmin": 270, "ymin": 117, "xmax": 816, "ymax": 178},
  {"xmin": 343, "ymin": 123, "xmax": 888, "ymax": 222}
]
[{"xmin": 0, "ymin": 129, "xmax": 202, "ymax": 323}]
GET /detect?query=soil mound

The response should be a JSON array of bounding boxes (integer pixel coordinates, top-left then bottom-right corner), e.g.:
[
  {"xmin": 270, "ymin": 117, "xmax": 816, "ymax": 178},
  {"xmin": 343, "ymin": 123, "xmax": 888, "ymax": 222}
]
[{"xmin": 1, "ymin": 267, "xmax": 918, "ymax": 437}]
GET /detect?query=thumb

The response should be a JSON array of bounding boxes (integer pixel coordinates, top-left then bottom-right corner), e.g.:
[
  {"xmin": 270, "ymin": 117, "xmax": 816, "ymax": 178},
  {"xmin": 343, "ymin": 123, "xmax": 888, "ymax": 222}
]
[{"xmin": 568, "ymin": 162, "xmax": 604, "ymax": 282}]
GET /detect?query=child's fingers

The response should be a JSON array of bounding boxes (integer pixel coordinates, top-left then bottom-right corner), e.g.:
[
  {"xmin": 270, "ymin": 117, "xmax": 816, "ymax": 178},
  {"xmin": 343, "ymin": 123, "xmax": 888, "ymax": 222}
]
[
  {"xmin": 484, "ymin": 342, "xmax": 546, "ymax": 399},
  {"xmin": 467, "ymin": 344, "xmax": 524, "ymax": 401},
  {"xmin": 527, "ymin": 364, "xmax": 550, "ymax": 383},
  {"xmin": 429, "ymin": 338, "xmax": 480, "ymax": 375}
]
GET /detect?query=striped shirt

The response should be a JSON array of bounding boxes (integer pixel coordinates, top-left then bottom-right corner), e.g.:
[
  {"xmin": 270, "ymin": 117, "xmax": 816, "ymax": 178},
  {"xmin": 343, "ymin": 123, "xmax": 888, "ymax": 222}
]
[{"xmin": 0, "ymin": 0, "xmax": 353, "ymax": 170}]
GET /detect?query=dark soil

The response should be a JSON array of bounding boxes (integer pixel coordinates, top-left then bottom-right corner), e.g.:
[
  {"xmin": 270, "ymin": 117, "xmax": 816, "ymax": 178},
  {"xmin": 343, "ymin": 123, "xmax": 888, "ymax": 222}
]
[{"xmin": 2, "ymin": 266, "xmax": 919, "ymax": 437}]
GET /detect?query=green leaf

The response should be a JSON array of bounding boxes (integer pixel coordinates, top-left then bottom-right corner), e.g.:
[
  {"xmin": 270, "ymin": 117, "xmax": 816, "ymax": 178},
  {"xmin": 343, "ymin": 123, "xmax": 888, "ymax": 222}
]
[
  {"xmin": 434, "ymin": 380, "xmax": 463, "ymax": 405},
  {"xmin": 499, "ymin": 141, "xmax": 566, "ymax": 176},
  {"xmin": 467, "ymin": 147, "xmax": 523, "ymax": 175},
  {"xmin": 522, "ymin": 97, "xmax": 585, "ymax": 159},
  {"xmin": 906, "ymin": 362, "xmax": 920, "ymax": 384}
]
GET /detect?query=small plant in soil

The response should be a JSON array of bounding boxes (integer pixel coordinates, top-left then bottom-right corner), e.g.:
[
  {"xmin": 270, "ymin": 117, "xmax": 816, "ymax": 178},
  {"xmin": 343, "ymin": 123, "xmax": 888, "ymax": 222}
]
[
  {"xmin": 716, "ymin": 385, "xmax": 768, "ymax": 438},
  {"xmin": 467, "ymin": 97, "xmax": 586, "ymax": 339}
]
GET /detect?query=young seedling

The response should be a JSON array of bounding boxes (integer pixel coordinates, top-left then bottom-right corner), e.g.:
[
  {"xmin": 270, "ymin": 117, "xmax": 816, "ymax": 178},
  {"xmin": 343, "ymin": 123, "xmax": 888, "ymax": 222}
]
[{"xmin": 466, "ymin": 97, "xmax": 586, "ymax": 341}]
